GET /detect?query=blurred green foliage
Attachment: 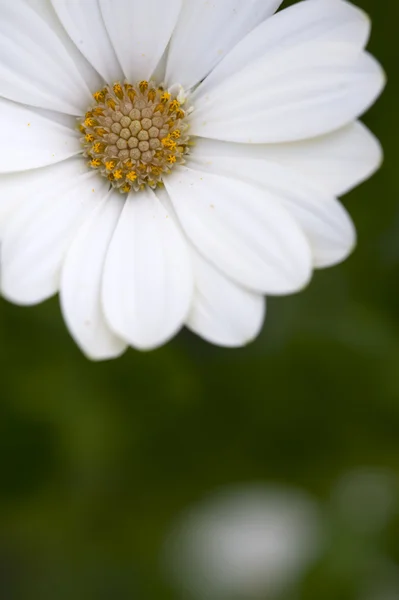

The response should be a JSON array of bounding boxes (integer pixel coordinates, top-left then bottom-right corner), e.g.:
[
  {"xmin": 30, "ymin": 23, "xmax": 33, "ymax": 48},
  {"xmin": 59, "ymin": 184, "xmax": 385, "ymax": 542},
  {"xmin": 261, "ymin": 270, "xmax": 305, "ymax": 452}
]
[{"xmin": 0, "ymin": 1, "xmax": 398, "ymax": 598}]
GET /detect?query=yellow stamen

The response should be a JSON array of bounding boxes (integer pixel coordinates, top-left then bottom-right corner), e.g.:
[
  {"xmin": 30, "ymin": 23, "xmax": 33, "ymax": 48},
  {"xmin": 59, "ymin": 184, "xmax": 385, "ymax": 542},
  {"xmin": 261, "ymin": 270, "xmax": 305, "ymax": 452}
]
[
  {"xmin": 126, "ymin": 171, "xmax": 138, "ymax": 182},
  {"xmin": 85, "ymin": 133, "xmax": 94, "ymax": 143},
  {"xmin": 139, "ymin": 80, "xmax": 149, "ymax": 93},
  {"xmin": 169, "ymin": 100, "xmax": 180, "ymax": 113},
  {"xmin": 92, "ymin": 142, "xmax": 105, "ymax": 154},
  {"xmin": 106, "ymin": 98, "xmax": 116, "ymax": 110},
  {"xmin": 84, "ymin": 117, "xmax": 96, "ymax": 128},
  {"xmin": 167, "ymin": 155, "xmax": 177, "ymax": 164},
  {"xmin": 93, "ymin": 90, "xmax": 106, "ymax": 102},
  {"xmin": 113, "ymin": 83, "xmax": 124, "ymax": 99},
  {"xmin": 95, "ymin": 128, "xmax": 108, "ymax": 138},
  {"xmin": 170, "ymin": 129, "xmax": 181, "ymax": 139},
  {"xmin": 147, "ymin": 89, "xmax": 156, "ymax": 102},
  {"xmin": 90, "ymin": 158, "xmax": 101, "ymax": 168},
  {"xmin": 151, "ymin": 165, "xmax": 163, "ymax": 175},
  {"xmin": 121, "ymin": 183, "xmax": 131, "ymax": 193},
  {"xmin": 160, "ymin": 92, "xmax": 171, "ymax": 104},
  {"xmin": 113, "ymin": 169, "xmax": 123, "ymax": 180},
  {"xmin": 105, "ymin": 161, "xmax": 116, "ymax": 171}
]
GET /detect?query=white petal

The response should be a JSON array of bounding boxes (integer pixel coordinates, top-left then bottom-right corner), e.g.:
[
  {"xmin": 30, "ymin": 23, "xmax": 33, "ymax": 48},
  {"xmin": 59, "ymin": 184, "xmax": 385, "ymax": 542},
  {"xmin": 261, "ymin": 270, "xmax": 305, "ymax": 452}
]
[
  {"xmin": 165, "ymin": 0, "xmax": 282, "ymax": 90},
  {"xmin": 188, "ymin": 148, "xmax": 356, "ymax": 268},
  {"xmin": 99, "ymin": 0, "xmax": 182, "ymax": 82},
  {"xmin": 164, "ymin": 166, "xmax": 312, "ymax": 294},
  {"xmin": 0, "ymin": 160, "xmax": 81, "ymax": 237},
  {"xmin": 0, "ymin": 98, "xmax": 81, "ymax": 173},
  {"xmin": 51, "ymin": 0, "xmax": 124, "ymax": 83},
  {"xmin": 187, "ymin": 250, "xmax": 266, "ymax": 348},
  {"xmin": 0, "ymin": 159, "xmax": 108, "ymax": 305},
  {"xmin": 29, "ymin": 0, "xmax": 103, "ymax": 93},
  {"xmin": 196, "ymin": 0, "xmax": 372, "ymax": 97},
  {"xmin": 193, "ymin": 122, "xmax": 382, "ymax": 197},
  {"xmin": 102, "ymin": 188, "xmax": 193, "ymax": 350},
  {"xmin": 60, "ymin": 192, "xmax": 127, "ymax": 361},
  {"xmin": 191, "ymin": 42, "xmax": 385, "ymax": 143},
  {"xmin": 0, "ymin": 0, "xmax": 94, "ymax": 115}
]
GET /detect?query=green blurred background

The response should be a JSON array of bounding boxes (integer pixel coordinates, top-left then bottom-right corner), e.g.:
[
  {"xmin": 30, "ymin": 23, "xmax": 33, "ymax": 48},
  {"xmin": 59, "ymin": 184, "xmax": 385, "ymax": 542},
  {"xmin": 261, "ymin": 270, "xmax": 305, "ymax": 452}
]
[{"xmin": 0, "ymin": 1, "xmax": 398, "ymax": 598}]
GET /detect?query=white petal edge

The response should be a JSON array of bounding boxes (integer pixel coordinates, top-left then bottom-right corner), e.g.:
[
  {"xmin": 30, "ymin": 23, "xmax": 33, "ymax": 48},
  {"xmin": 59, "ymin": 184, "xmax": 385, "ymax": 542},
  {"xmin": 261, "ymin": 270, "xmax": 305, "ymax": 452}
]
[
  {"xmin": 0, "ymin": 159, "xmax": 108, "ymax": 305},
  {"xmin": 0, "ymin": 98, "xmax": 81, "ymax": 173},
  {"xmin": 0, "ymin": 0, "xmax": 94, "ymax": 115},
  {"xmin": 188, "ymin": 149, "xmax": 356, "ymax": 268},
  {"xmin": 165, "ymin": 0, "xmax": 282, "ymax": 90},
  {"xmin": 51, "ymin": 0, "xmax": 124, "ymax": 83},
  {"xmin": 60, "ymin": 191, "xmax": 127, "ymax": 361},
  {"xmin": 102, "ymin": 187, "xmax": 193, "ymax": 351},
  {"xmin": 190, "ymin": 42, "xmax": 385, "ymax": 143},
  {"xmin": 191, "ymin": 122, "xmax": 382, "ymax": 197},
  {"xmin": 164, "ymin": 166, "xmax": 312, "ymax": 294},
  {"xmin": 99, "ymin": 0, "xmax": 182, "ymax": 82},
  {"xmin": 195, "ymin": 0, "xmax": 372, "ymax": 98},
  {"xmin": 187, "ymin": 250, "xmax": 266, "ymax": 348}
]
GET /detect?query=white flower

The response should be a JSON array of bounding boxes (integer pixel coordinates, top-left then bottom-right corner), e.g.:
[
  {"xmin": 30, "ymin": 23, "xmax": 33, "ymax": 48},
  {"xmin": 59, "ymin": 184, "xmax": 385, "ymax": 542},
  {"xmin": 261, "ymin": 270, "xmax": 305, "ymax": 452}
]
[{"xmin": 0, "ymin": 0, "xmax": 385, "ymax": 359}]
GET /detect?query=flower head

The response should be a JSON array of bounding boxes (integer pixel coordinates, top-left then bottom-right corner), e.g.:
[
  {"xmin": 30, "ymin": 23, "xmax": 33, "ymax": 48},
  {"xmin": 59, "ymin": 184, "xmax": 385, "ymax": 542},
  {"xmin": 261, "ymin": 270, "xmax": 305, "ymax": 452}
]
[{"xmin": 0, "ymin": 0, "xmax": 385, "ymax": 359}]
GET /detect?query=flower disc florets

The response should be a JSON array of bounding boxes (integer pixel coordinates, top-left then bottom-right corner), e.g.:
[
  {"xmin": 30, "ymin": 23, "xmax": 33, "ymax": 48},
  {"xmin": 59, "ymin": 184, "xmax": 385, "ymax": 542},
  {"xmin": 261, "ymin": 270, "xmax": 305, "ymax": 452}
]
[{"xmin": 79, "ymin": 81, "xmax": 190, "ymax": 193}]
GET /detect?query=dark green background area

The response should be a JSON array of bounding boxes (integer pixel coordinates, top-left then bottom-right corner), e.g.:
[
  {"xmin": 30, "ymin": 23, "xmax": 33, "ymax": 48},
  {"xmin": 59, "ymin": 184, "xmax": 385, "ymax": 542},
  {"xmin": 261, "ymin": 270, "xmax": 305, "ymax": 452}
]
[{"xmin": 0, "ymin": 1, "xmax": 398, "ymax": 598}]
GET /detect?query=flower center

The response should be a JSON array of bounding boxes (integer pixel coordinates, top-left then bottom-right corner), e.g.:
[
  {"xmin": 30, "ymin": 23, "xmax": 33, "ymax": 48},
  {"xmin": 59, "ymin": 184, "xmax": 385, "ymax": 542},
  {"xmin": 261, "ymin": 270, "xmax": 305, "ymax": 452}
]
[{"xmin": 79, "ymin": 81, "xmax": 190, "ymax": 193}]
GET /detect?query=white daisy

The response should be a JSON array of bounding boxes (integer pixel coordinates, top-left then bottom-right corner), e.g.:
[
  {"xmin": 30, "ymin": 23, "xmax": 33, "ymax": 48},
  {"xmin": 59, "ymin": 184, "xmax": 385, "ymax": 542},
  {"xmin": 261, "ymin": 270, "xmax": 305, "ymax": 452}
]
[{"xmin": 0, "ymin": 0, "xmax": 385, "ymax": 359}]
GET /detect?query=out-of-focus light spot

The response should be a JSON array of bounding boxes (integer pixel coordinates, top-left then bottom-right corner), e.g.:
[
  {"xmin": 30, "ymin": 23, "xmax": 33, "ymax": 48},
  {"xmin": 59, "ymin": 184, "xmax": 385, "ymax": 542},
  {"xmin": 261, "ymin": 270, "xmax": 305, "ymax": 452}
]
[
  {"xmin": 162, "ymin": 484, "xmax": 323, "ymax": 599},
  {"xmin": 331, "ymin": 468, "xmax": 398, "ymax": 535}
]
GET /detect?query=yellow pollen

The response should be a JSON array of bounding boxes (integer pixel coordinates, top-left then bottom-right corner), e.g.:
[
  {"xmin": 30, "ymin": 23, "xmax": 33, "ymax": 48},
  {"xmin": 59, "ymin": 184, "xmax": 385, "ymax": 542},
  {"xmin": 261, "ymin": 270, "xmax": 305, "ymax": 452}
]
[
  {"xmin": 170, "ymin": 130, "xmax": 181, "ymax": 139},
  {"xmin": 169, "ymin": 100, "xmax": 180, "ymax": 113},
  {"xmin": 113, "ymin": 83, "xmax": 124, "ymax": 99},
  {"xmin": 93, "ymin": 90, "xmax": 106, "ymax": 102},
  {"xmin": 85, "ymin": 133, "xmax": 95, "ymax": 143},
  {"xmin": 90, "ymin": 159, "xmax": 101, "ymax": 168},
  {"xmin": 121, "ymin": 183, "xmax": 131, "ymax": 193},
  {"xmin": 92, "ymin": 142, "xmax": 105, "ymax": 153},
  {"xmin": 79, "ymin": 124, "xmax": 86, "ymax": 134},
  {"xmin": 84, "ymin": 117, "xmax": 95, "ymax": 127},
  {"xmin": 139, "ymin": 80, "xmax": 149, "ymax": 93},
  {"xmin": 175, "ymin": 109, "xmax": 185, "ymax": 120},
  {"xmin": 105, "ymin": 161, "xmax": 116, "ymax": 171},
  {"xmin": 167, "ymin": 155, "xmax": 177, "ymax": 164},
  {"xmin": 92, "ymin": 107, "xmax": 105, "ymax": 116},
  {"xmin": 113, "ymin": 169, "xmax": 123, "ymax": 180},
  {"xmin": 126, "ymin": 171, "xmax": 138, "ymax": 182},
  {"xmin": 106, "ymin": 98, "xmax": 116, "ymax": 110},
  {"xmin": 160, "ymin": 92, "xmax": 171, "ymax": 104},
  {"xmin": 147, "ymin": 88, "xmax": 156, "ymax": 102}
]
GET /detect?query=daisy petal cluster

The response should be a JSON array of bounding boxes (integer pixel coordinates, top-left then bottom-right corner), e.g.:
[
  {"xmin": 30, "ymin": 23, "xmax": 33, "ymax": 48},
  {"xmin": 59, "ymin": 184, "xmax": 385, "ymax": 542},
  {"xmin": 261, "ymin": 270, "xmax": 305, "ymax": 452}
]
[{"xmin": 0, "ymin": 0, "xmax": 385, "ymax": 359}]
